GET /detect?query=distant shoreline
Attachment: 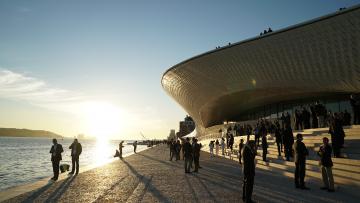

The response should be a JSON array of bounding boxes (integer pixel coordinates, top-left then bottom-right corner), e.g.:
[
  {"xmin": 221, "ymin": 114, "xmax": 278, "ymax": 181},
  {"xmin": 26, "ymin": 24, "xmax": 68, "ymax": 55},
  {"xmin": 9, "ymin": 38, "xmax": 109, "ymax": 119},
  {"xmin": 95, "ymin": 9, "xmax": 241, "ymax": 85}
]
[
  {"xmin": 0, "ymin": 135, "xmax": 63, "ymax": 138},
  {"xmin": 0, "ymin": 128, "xmax": 62, "ymax": 139}
]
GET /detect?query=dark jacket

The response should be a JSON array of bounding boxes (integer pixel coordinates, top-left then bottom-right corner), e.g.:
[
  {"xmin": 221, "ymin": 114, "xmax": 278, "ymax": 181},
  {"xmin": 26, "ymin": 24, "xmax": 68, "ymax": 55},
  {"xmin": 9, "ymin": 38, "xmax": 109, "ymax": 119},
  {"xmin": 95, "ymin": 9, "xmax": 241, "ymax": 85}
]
[
  {"xmin": 193, "ymin": 143, "xmax": 201, "ymax": 158},
  {"xmin": 318, "ymin": 144, "xmax": 333, "ymax": 167},
  {"xmin": 261, "ymin": 135, "xmax": 268, "ymax": 149},
  {"xmin": 275, "ymin": 127, "xmax": 282, "ymax": 143},
  {"xmin": 243, "ymin": 145, "xmax": 256, "ymax": 177},
  {"xmin": 283, "ymin": 127, "xmax": 294, "ymax": 146},
  {"xmin": 293, "ymin": 140, "xmax": 308, "ymax": 163},
  {"xmin": 69, "ymin": 142, "xmax": 82, "ymax": 157},
  {"xmin": 50, "ymin": 144, "xmax": 63, "ymax": 162},
  {"xmin": 170, "ymin": 142, "xmax": 175, "ymax": 151},
  {"xmin": 183, "ymin": 142, "xmax": 193, "ymax": 158}
]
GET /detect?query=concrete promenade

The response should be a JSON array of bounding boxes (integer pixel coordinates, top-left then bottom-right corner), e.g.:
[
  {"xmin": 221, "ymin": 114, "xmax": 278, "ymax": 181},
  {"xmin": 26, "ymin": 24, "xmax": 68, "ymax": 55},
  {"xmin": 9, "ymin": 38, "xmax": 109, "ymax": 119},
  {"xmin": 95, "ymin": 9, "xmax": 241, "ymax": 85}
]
[{"xmin": 3, "ymin": 144, "xmax": 359, "ymax": 203}]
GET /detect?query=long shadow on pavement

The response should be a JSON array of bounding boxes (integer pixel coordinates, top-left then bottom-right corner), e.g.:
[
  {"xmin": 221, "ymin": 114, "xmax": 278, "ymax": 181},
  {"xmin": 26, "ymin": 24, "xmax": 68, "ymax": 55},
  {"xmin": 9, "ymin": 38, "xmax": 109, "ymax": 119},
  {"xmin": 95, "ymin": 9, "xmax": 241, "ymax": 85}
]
[
  {"xmin": 20, "ymin": 180, "xmax": 54, "ymax": 203},
  {"xmin": 93, "ymin": 174, "xmax": 130, "ymax": 202},
  {"xmin": 43, "ymin": 175, "xmax": 77, "ymax": 203},
  {"xmin": 184, "ymin": 175, "xmax": 200, "ymax": 203},
  {"xmin": 121, "ymin": 159, "xmax": 171, "ymax": 203},
  {"xmin": 137, "ymin": 153, "xmax": 179, "ymax": 168}
]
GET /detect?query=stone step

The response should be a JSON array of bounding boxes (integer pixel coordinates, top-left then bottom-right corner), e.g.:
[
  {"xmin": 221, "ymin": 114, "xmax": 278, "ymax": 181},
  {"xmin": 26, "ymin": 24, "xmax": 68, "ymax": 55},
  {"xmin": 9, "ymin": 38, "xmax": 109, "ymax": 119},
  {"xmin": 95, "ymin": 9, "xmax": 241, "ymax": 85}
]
[
  {"xmin": 201, "ymin": 147, "xmax": 360, "ymax": 188},
  {"xmin": 201, "ymin": 142, "xmax": 360, "ymax": 166},
  {"xmin": 254, "ymin": 156, "xmax": 360, "ymax": 187},
  {"xmin": 257, "ymin": 149, "xmax": 360, "ymax": 163}
]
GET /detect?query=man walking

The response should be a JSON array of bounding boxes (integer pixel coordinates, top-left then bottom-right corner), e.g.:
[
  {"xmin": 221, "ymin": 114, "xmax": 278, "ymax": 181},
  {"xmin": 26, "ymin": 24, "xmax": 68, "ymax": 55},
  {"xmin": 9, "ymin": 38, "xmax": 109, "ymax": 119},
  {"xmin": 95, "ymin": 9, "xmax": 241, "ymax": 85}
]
[
  {"xmin": 50, "ymin": 138, "xmax": 63, "ymax": 181},
  {"xmin": 183, "ymin": 138, "xmax": 193, "ymax": 173},
  {"xmin": 318, "ymin": 137, "xmax": 335, "ymax": 192},
  {"xmin": 242, "ymin": 140, "xmax": 256, "ymax": 203},
  {"xmin": 69, "ymin": 138, "xmax": 82, "ymax": 175},
  {"xmin": 293, "ymin": 134, "xmax": 309, "ymax": 189},
  {"xmin": 192, "ymin": 138, "xmax": 201, "ymax": 173}
]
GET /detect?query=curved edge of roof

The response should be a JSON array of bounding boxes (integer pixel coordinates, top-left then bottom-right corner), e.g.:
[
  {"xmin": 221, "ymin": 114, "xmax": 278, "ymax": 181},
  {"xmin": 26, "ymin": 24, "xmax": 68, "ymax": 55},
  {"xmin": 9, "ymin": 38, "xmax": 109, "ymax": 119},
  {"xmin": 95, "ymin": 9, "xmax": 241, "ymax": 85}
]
[{"xmin": 161, "ymin": 3, "xmax": 360, "ymax": 87}]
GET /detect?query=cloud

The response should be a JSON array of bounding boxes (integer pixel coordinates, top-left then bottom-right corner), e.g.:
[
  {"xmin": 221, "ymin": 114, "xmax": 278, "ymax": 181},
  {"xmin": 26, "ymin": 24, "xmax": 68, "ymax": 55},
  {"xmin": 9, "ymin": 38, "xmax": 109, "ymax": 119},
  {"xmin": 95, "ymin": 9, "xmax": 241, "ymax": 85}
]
[
  {"xmin": 0, "ymin": 69, "xmax": 169, "ymax": 138},
  {"xmin": 0, "ymin": 69, "xmax": 83, "ymax": 110}
]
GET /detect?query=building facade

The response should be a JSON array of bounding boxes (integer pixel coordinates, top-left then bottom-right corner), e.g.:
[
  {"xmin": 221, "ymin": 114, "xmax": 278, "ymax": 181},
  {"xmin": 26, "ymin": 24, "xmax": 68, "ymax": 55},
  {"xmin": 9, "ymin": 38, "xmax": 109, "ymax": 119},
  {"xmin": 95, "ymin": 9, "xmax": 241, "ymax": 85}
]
[
  {"xmin": 177, "ymin": 115, "xmax": 195, "ymax": 138},
  {"xmin": 162, "ymin": 5, "xmax": 360, "ymax": 137}
]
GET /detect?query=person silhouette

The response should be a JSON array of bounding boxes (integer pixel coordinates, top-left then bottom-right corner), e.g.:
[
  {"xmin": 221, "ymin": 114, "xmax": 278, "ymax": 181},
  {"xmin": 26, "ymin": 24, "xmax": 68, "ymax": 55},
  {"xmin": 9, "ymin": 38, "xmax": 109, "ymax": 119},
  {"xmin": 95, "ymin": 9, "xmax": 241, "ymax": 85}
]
[
  {"xmin": 50, "ymin": 138, "xmax": 63, "ymax": 181},
  {"xmin": 69, "ymin": 139, "xmax": 82, "ymax": 175},
  {"xmin": 133, "ymin": 141, "xmax": 138, "ymax": 153},
  {"xmin": 293, "ymin": 134, "xmax": 309, "ymax": 189},
  {"xmin": 242, "ymin": 140, "xmax": 256, "ymax": 202},
  {"xmin": 119, "ymin": 141, "xmax": 124, "ymax": 159}
]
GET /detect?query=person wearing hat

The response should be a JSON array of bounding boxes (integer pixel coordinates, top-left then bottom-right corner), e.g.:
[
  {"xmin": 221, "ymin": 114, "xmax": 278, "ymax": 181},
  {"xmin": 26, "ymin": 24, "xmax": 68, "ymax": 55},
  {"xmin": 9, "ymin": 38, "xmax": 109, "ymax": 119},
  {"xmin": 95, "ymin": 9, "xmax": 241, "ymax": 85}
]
[
  {"xmin": 317, "ymin": 137, "xmax": 335, "ymax": 192},
  {"xmin": 293, "ymin": 133, "xmax": 309, "ymax": 189},
  {"xmin": 49, "ymin": 138, "xmax": 64, "ymax": 181},
  {"xmin": 242, "ymin": 140, "xmax": 257, "ymax": 203}
]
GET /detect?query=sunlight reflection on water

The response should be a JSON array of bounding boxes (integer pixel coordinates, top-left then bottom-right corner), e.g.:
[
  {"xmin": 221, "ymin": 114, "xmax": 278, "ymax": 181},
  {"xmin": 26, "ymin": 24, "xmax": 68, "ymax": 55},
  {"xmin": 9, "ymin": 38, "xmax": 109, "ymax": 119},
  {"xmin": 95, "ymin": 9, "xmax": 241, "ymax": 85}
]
[
  {"xmin": 94, "ymin": 139, "xmax": 114, "ymax": 166},
  {"xmin": 0, "ymin": 137, "xmax": 147, "ymax": 191}
]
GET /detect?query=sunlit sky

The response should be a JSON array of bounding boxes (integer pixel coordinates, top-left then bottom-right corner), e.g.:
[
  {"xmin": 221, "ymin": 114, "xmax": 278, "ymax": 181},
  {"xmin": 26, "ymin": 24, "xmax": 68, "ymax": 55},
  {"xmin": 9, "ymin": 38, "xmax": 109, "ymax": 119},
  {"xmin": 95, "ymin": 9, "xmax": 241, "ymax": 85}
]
[{"xmin": 0, "ymin": 0, "xmax": 359, "ymax": 140}]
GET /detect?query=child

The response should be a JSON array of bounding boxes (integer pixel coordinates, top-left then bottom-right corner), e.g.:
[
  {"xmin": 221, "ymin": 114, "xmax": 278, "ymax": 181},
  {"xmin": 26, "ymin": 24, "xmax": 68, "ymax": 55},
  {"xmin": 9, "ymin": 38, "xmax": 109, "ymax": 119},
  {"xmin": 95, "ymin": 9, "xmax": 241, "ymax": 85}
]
[{"xmin": 239, "ymin": 139, "xmax": 244, "ymax": 164}]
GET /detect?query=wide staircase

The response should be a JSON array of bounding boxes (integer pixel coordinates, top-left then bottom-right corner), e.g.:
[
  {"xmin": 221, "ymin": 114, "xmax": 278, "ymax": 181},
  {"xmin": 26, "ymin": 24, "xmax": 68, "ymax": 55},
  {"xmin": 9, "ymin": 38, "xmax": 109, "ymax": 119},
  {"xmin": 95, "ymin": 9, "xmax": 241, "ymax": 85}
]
[{"xmin": 199, "ymin": 125, "xmax": 360, "ymax": 192}]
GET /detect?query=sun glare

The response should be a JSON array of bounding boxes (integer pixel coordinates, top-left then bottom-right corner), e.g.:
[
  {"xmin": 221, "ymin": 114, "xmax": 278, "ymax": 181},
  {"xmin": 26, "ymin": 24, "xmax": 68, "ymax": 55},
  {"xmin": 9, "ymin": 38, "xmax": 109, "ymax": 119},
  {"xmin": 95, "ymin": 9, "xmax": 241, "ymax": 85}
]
[{"xmin": 81, "ymin": 101, "xmax": 123, "ymax": 139}]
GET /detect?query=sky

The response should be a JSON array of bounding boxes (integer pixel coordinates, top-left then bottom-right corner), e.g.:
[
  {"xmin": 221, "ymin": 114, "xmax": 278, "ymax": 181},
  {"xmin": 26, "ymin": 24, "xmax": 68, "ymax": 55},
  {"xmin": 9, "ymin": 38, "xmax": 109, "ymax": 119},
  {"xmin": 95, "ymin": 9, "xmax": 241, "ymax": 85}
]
[{"xmin": 0, "ymin": 0, "xmax": 359, "ymax": 140}]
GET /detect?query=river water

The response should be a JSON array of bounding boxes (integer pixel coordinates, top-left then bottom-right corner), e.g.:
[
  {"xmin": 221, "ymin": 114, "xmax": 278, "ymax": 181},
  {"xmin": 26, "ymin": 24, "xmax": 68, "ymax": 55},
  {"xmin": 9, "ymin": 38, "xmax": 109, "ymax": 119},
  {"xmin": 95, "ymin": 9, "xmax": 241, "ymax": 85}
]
[{"xmin": 0, "ymin": 137, "xmax": 147, "ymax": 191}]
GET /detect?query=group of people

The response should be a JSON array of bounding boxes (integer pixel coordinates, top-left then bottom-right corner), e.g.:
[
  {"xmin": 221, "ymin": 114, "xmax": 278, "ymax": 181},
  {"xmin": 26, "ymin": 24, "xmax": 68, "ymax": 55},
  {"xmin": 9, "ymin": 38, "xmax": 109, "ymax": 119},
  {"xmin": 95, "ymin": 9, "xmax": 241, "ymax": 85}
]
[
  {"xmin": 214, "ymin": 42, "xmax": 233, "ymax": 50},
  {"xmin": 228, "ymin": 100, "xmax": 355, "ymax": 139},
  {"xmin": 168, "ymin": 137, "xmax": 202, "ymax": 173},
  {"xmin": 168, "ymin": 140, "xmax": 182, "ymax": 161},
  {"xmin": 239, "ymin": 132, "xmax": 335, "ymax": 202},
  {"xmin": 49, "ymin": 138, "xmax": 82, "ymax": 181},
  {"xmin": 213, "ymin": 106, "xmax": 349, "ymax": 202},
  {"xmin": 292, "ymin": 133, "xmax": 335, "ymax": 192},
  {"xmin": 221, "ymin": 104, "xmax": 350, "ymax": 161},
  {"xmin": 208, "ymin": 137, "xmax": 230, "ymax": 157},
  {"xmin": 114, "ymin": 140, "xmax": 139, "ymax": 159},
  {"xmin": 291, "ymin": 102, "xmax": 351, "ymax": 130},
  {"xmin": 259, "ymin": 27, "xmax": 273, "ymax": 36}
]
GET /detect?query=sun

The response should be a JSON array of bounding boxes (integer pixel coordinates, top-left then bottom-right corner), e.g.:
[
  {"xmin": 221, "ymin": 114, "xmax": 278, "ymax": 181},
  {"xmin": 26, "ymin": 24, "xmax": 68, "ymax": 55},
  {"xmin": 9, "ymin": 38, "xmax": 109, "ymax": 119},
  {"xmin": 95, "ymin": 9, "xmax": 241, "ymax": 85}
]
[{"xmin": 81, "ymin": 101, "xmax": 123, "ymax": 139}]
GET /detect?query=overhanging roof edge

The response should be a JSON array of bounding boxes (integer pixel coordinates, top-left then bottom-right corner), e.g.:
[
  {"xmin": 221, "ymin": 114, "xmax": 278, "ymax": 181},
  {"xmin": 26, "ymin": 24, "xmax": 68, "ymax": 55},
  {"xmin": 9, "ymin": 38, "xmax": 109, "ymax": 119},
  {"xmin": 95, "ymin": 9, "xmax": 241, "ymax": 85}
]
[{"xmin": 160, "ymin": 3, "xmax": 360, "ymax": 87}]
